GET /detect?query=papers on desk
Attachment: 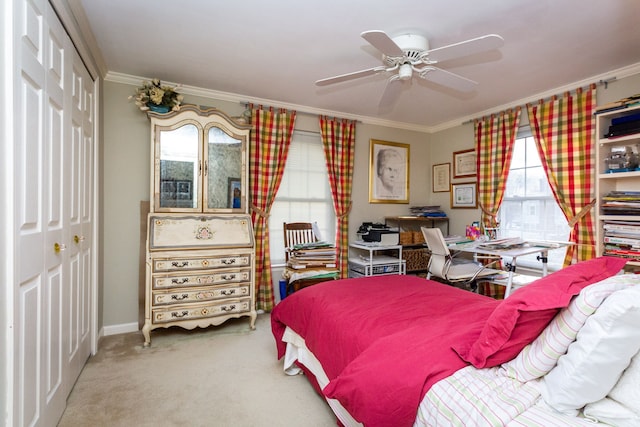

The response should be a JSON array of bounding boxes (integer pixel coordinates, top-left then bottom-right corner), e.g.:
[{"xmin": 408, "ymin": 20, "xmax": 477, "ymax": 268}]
[
  {"xmin": 476, "ymin": 237, "xmax": 525, "ymax": 250},
  {"xmin": 444, "ymin": 235, "xmax": 473, "ymax": 245}
]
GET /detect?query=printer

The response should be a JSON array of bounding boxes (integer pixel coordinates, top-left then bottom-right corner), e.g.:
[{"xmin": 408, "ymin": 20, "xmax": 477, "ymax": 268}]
[{"xmin": 357, "ymin": 222, "xmax": 399, "ymax": 245}]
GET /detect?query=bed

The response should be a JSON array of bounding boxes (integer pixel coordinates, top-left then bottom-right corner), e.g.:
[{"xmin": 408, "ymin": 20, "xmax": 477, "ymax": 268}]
[{"xmin": 271, "ymin": 256, "xmax": 640, "ymax": 426}]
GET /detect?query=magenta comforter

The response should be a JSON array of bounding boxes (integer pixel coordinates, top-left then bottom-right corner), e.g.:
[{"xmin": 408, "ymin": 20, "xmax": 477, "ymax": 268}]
[{"xmin": 271, "ymin": 275, "xmax": 500, "ymax": 427}]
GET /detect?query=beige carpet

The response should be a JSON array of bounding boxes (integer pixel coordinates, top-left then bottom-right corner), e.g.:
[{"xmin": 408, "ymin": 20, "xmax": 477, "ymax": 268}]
[{"xmin": 58, "ymin": 314, "xmax": 337, "ymax": 427}]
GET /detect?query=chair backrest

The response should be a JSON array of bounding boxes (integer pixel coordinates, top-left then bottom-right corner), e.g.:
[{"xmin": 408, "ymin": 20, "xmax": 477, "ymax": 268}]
[
  {"xmin": 283, "ymin": 222, "xmax": 318, "ymax": 261},
  {"xmin": 421, "ymin": 227, "xmax": 451, "ymax": 257},
  {"xmin": 421, "ymin": 227, "xmax": 451, "ymax": 279}
]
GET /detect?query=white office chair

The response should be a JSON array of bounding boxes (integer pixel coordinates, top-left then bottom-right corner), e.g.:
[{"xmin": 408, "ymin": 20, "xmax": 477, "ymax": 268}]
[{"xmin": 421, "ymin": 227, "xmax": 502, "ymax": 287}]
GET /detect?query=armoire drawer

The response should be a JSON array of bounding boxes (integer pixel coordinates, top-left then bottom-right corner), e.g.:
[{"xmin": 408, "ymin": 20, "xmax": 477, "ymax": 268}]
[
  {"xmin": 151, "ymin": 298, "xmax": 252, "ymax": 324},
  {"xmin": 152, "ymin": 285, "xmax": 250, "ymax": 306},
  {"xmin": 152, "ymin": 269, "xmax": 252, "ymax": 289},
  {"xmin": 153, "ymin": 255, "xmax": 251, "ymax": 272}
]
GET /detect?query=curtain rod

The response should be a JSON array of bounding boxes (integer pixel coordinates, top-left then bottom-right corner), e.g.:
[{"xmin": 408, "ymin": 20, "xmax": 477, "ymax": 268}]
[
  {"xmin": 461, "ymin": 77, "xmax": 617, "ymax": 126},
  {"xmin": 239, "ymin": 101, "xmax": 361, "ymax": 123}
]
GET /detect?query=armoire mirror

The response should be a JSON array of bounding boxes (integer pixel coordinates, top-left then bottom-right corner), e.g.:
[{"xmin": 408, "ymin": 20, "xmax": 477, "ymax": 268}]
[{"xmin": 151, "ymin": 106, "xmax": 251, "ymax": 213}]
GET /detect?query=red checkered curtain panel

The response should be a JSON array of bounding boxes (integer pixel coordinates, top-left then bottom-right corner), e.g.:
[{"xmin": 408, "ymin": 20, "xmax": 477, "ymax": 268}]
[
  {"xmin": 249, "ymin": 106, "xmax": 296, "ymax": 311},
  {"xmin": 527, "ymin": 85, "xmax": 597, "ymax": 265},
  {"xmin": 475, "ymin": 108, "xmax": 521, "ymax": 231},
  {"xmin": 319, "ymin": 116, "xmax": 356, "ymax": 278}
]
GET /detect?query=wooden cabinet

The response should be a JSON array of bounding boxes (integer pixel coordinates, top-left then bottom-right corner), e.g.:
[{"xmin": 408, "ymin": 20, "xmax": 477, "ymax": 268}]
[
  {"xmin": 595, "ymin": 104, "xmax": 640, "ymax": 268},
  {"xmin": 144, "ymin": 106, "xmax": 256, "ymax": 346},
  {"xmin": 142, "ymin": 214, "xmax": 256, "ymax": 346}
]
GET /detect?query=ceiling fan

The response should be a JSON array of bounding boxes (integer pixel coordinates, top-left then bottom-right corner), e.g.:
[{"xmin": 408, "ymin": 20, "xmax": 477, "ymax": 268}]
[{"xmin": 316, "ymin": 30, "xmax": 504, "ymax": 108}]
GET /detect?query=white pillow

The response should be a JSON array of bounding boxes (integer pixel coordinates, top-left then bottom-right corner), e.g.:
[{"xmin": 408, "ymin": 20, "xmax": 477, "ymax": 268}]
[
  {"xmin": 583, "ymin": 350, "xmax": 640, "ymax": 425},
  {"xmin": 540, "ymin": 284, "xmax": 640, "ymax": 415},
  {"xmin": 583, "ymin": 397, "xmax": 640, "ymax": 427},
  {"xmin": 502, "ymin": 274, "xmax": 640, "ymax": 382}
]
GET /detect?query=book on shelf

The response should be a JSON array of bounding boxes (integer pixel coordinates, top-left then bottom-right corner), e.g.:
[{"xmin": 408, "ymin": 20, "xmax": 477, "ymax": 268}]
[
  {"xmin": 595, "ymin": 94, "xmax": 640, "ymax": 114},
  {"xmin": 603, "ymin": 236, "xmax": 640, "ymax": 248}
]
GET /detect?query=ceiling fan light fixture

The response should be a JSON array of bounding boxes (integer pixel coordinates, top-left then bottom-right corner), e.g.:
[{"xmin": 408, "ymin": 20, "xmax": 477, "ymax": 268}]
[{"xmin": 398, "ymin": 64, "xmax": 412, "ymax": 80}]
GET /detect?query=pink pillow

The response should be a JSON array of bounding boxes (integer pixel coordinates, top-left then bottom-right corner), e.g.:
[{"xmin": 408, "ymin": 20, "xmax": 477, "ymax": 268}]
[{"xmin": 454, "ymin": 256, "xmax": 627, "ymax": 368}]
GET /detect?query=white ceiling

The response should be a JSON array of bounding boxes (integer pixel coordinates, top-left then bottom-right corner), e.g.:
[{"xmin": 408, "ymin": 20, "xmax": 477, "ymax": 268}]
[{"xmin": 76, "ymin": 0, "xmax": 640, "ymax": 131}]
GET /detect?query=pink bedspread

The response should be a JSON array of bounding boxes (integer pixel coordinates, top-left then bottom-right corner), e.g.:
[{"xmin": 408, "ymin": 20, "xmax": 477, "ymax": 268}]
[{"xmin": 271, "ymin": 275, "xmax": 500, "ymax": 427}]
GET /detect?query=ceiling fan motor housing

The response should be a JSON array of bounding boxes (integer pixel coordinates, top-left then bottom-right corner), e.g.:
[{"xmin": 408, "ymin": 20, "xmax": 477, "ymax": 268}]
[{"xmin": 384, "ymin": 34, "xmax": 429, "ymax": 66}]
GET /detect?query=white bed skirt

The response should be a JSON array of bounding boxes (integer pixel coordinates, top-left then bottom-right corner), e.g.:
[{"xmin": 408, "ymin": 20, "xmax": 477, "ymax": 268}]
[{"xmin": 281, "ymin": 327, "xmax": 363, "ymax": 427}]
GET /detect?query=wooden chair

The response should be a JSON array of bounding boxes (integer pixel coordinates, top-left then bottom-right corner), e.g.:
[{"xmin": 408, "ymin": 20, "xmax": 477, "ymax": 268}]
[
  {"xmin": 283, "ymin": 222, "xmax": 339, "ymax": 294},
  {"xmin": 283, "ymin": 222, "xmax": 318, "ymax": 261}
]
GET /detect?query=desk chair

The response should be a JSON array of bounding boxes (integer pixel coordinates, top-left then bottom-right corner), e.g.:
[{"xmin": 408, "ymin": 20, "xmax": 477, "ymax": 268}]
[
  {"xmin": 421, "ymin": 227, "xmax": 502, "ymax": 289},
  {"xmin": 283, "ymin": 222, "xmax": 339, "ymax": 294}
]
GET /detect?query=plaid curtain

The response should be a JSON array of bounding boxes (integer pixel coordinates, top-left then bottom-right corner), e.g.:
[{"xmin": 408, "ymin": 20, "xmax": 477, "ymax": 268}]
[
  {"xmin": 475, "ymin": 109, "xmax": 521, "ymax": 230},
  {"xmin": 319, "ymin": 116, "xmax": 356, "ymax": 278},
  {"xmin": 249, "ymin": 106, "xmax": 296, "ymax": 311},
  {"xmin": 527, "ymin": 85, "xmax": 597, "ymax": 265}
]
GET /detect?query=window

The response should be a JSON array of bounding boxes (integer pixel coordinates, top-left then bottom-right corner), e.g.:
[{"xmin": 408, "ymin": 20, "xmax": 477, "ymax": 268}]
[
  {"xmin": 498, "ymin": 128, "xmax": 570, "ymax": 271},
  {"xmin": 269, "ymin": 130, "xmax": 335, "ymax": 265}
]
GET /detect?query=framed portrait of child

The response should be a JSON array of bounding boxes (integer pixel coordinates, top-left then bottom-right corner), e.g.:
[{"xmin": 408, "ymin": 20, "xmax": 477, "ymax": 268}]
[{"xmin": 369, "ymin": 139, "xmax": 409, "ymax": 204}]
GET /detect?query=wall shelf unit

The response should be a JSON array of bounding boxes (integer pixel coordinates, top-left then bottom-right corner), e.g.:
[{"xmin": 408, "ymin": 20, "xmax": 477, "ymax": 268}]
[{"xmin": 595, "ymin": 103, "xmax": 640, "ymax": 269}]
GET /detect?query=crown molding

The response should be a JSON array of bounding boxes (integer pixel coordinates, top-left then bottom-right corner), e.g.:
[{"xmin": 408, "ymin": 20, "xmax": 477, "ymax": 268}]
[{"xmin": 107, "ymin": 63, "xmax": 640, "ymax": 135}]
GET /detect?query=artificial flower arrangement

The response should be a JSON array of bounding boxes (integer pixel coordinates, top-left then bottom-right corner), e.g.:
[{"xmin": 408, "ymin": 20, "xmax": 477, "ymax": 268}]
[{"xmin": 129, "ymin": 78, "xmax": 183, "ymax": 113}]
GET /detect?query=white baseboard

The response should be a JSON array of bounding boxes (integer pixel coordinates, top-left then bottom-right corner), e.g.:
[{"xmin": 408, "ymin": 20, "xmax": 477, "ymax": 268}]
[{"xmin": 103, "ymin": 322, "xmax": 139, "ymax": 336}]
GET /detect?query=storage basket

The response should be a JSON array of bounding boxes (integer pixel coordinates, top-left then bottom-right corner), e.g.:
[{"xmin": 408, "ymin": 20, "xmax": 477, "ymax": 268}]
[
  {"xmin": 403, "ymin": 248, "xmax": 430, "ymax": 272},
  {"xmin": 399, "ymin": 231, "xmax": 414, "ymax": 245},
  {"xmin": 412, "ymin": 231, "xmax": 425, "ymax": 244}
]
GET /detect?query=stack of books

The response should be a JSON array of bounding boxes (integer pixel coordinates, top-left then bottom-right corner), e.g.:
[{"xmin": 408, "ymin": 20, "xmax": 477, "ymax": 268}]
[
  {"xmin": 409, "ymin": 206, "xmax": 447, "ymax": 217},
  {"xmin": 595, "ymin": 94, "xmax": 640, "ymax": 115},
  {"xmin": 287, "ymin": 241, "xmax": 337, "ymax": 269},
  {"xmin": 601, "ymin": 191, "xmax": 640, "ymax": 215},
  {"xmin": 603, "ymin": 220, "xmax": 640, "ymax": 260}
]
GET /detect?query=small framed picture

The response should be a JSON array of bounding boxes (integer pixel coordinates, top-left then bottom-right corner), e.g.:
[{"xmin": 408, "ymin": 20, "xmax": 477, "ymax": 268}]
[
  {"xmin": 432, "ymin": 163, "xmax": 450, "ymax": 193},
  {"xmin": 453, "ymin": 149, "xmax": 477, "ymax": 178},
  {"xmin": 228, "ymin": 177, "xmax": 241, "ymax": 209},
  {"xmin": 451, "ymin": 182, "xmax": 477, "ymax": 209},
  {"xmin": 369, "ymin": 139, "xmax": 410, "ymax": 204}
]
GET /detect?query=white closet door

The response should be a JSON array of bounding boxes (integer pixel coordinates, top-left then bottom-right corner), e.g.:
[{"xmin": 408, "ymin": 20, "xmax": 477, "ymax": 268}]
[
  {"xmin": 13, "ymin": 0, "xmax": 94, "ymax": 425},
  {"xmin": 66, "ymin": 53, "xmax": 94, "ymax": 385}
]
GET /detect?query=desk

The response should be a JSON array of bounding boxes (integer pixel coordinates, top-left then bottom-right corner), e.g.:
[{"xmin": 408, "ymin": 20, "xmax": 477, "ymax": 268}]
[
  {"xmin": 450, "ymin": 240, "xmax": 572, "ymax": 297},
  {"xmin": 385, "ymin": 216, "xmax": 449, "ymax": 236}
]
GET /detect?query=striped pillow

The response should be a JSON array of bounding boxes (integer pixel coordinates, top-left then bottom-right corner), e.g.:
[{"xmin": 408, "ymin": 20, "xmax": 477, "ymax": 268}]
[{"xmin": 502, "ymin": 274, "xmax": 640, "ymax": 382}]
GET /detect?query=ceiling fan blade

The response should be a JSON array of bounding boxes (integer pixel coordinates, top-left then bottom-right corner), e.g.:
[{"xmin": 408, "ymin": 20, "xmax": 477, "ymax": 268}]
[
  {"xmin": 315, "ymin": 66, "xmax": 386, "ymax": 86},
  {"xmin": 427, "ymin": 34, "xmax": 504, "ymax": 63},
  {"xmin": 379, "ymin": 77, "xmax": 405, "ymax": 109},
  {"xmin": 421, "ymin": 67, "xmax": 478, "ymax": 92},
  {"xmin": 361, "ymin": 30, "xmax": 404, "ymax": 57}
]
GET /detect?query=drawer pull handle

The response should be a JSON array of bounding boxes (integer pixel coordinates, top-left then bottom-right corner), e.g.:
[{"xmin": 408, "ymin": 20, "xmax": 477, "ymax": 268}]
[
  {"xmin": 221, "ymin": 274, "xmax": 236, "ymax": 281},
  {"xmin": 221, "ymin": 304, "xmax": 236, "ymax": 312},
  {"xmin": 171, "ymin": 294, "xmax": 189, "ymax": 301},
  {"xmin": 171, "ymin": 261, "xmax": 189, "ymax": 268},
  {"xmin": 221, "ymin": 289, "xmax": 236, "ymax": 296},
  {"xmin": 221, "ymin": 258, "xmax": 236, "ymax": 265},
  {"xmin": 172, "ymin": 310, "xmax": 189, "ymax": 318},
  {"xmin": 171, "ymin": 278, "xmax": 189, "ymax": 285}
]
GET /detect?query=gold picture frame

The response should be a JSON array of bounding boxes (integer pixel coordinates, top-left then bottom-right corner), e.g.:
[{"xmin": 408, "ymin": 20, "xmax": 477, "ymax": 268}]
[
  {"xmin": 432, "ymin": 163, "xmax": 450, "ymax": 193},
  {"xmin": 451, "ymin": 182, "xmax": 477, "ymax": 208},
  {"xmin": 453, "ymin": 148, "xmax": 477, "ymax": 178},
  {"xmin": 369, "ymin": 139, "xmax": 410, "ymax": 204}
]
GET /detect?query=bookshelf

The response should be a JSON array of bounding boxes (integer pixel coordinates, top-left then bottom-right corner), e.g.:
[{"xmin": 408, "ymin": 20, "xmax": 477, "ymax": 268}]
[{"xmin": 595, "ymin": 103, "xmax": 640, "ymax": 268}]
